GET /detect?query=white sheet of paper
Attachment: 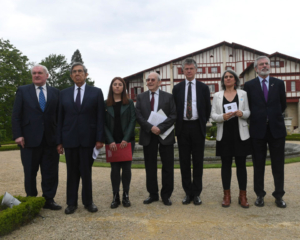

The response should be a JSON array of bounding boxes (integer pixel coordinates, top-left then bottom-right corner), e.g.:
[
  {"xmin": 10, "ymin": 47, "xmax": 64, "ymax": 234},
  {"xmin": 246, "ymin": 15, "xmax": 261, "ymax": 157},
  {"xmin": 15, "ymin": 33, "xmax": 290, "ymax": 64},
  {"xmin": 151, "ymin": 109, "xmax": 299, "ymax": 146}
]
[
  {"xmin": 156, "ymin": 109, "xmax": 174, "ymax": 140},
  {"xmin": 224, "ymin": 102, "xmax": 238, "ymax": 113},
  {"xmin": 147, "ymin": 111, "xmax": 167, "ymax": 126},
  {"xmin": 92, "ymin": 147, "xmax": 102, "ymax": 159}
]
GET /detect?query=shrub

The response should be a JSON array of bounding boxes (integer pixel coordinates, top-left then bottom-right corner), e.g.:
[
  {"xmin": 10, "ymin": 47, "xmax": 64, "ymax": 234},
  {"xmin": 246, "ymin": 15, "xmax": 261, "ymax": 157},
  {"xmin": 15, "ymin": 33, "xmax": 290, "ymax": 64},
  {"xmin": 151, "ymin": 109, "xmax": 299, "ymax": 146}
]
[
  {"xmin": 0, "ymin": 196, "xmax": 45, "ymax": 236},
  {"xmin": 0, "ymin": 145, "xmax": 19, "ymax": 151}
]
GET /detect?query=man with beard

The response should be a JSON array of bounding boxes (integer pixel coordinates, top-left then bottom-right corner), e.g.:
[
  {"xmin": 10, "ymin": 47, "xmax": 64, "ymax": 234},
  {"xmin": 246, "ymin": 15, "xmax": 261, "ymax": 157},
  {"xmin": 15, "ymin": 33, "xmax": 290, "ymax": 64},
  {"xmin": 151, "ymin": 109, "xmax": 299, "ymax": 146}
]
[{"xmin": 244, "ymin": 56, "xmax": 287, "ymax": 208}]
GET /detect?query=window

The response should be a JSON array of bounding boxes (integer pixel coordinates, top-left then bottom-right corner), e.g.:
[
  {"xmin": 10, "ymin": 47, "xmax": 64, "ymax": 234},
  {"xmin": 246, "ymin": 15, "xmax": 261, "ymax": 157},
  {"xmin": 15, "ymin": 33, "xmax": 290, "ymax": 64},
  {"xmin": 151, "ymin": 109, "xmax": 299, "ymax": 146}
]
[
  {"xmin": 208, "ymin": 84, "xmax": 215, "ymax": 93},
  {"xmin": 226, "ymin": 66, "xmax": 234, "ymax": 70},
  {"xmin": 197, "ymin": 67, "xmax": 206, "ymax": 73},
  {"xmin": 291, "ymin": 81, "xmax": 296, "ymax": 91},
  {"xmin": 134, "ymin": 87, "xmax": 142, "ymax": 95},
  {"xmin": 208, "ymin": 66, "xmax": 220, "ymax": 73},
  {"xmin": 270, "ymin": 61, "xmax": 284, "ymax": 68}
]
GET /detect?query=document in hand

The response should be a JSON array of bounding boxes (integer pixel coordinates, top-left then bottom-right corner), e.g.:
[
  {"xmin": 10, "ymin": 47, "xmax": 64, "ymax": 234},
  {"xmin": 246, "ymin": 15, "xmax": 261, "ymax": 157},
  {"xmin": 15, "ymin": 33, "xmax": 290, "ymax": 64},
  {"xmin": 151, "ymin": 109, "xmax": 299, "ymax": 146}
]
[
  {"xmin": 92, "ymin": 147, "xmax": 102, "ymax": 159},
  {"xmin": 147, "ymin": 109, "xmax": 174, "ymax": 140},
  {"xmin": 224, "ymin": 102, "xmax": 238, "ymax": 113},
  {"xmin": 105, "ymin": 143, "xmax": 132, "ymax": 162}
]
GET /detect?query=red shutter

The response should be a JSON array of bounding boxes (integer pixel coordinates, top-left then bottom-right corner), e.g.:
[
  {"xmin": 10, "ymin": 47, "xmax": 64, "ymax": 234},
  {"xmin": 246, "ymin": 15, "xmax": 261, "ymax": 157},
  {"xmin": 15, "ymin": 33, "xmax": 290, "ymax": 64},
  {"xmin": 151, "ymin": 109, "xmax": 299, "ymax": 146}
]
[
  {"xmin": 202, "ymin": 67, "xmax": 206, "ymax": 73},
  {"xmin": 178, "ymin": 68, "xmax": 183, "ymax": 74},
  {"xmin": 215, "ymin": 83, "xmax": 219, "ymax": 92},
  {"xmin": 286, "ymin": 81, "xmax": 291, "ymax": 91},
  {"xmin": 217, "ymin": 66, "xmax": 221, "ymax": 73},
  {"xmin": 280, "ymin": 61, "xmax": 284, "ymax": 67},
  {"xmin": 208, "ymin": 67, "xmax": 211, "ymax": 73},
  {"xmin": 130, "ymin": 88, "xmax": 135, "ymax": 99},
  {"xmin": 231, "ymin": 67, "xmax": 235, "ymax": 70}
]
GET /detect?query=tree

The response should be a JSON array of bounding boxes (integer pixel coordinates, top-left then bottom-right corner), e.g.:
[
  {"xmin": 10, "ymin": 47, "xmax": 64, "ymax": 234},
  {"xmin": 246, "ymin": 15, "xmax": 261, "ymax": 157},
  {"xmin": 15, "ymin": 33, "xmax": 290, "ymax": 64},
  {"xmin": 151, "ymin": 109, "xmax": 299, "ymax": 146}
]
[
  {"xmin": 0, "ymin": 39, "xmax": 31, "ymax": 141},
  {"xmin": 71, "ymin": 49, "xmax": 84, "ymax": 64}
]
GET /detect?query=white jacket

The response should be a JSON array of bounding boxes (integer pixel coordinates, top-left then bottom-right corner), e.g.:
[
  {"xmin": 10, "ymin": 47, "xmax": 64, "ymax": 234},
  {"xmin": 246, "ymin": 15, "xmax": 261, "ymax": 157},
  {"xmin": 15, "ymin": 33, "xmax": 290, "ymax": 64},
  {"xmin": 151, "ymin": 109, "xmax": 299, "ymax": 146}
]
[{"xmin": 211, "ymin": 89, "xmax": 250, "ymax": 141}]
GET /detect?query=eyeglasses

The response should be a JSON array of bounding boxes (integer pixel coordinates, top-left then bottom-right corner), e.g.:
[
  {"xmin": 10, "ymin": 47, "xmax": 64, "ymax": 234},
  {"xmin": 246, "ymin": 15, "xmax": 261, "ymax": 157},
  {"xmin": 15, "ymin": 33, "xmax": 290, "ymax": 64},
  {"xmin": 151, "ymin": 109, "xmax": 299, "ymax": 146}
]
[
  {"xmin": 146, "ymin": 78, "xmax": 156, "ymax": 82},
  {"xmin": 72, "ymin": 69, "xmax": 84, "ymax": 74}
]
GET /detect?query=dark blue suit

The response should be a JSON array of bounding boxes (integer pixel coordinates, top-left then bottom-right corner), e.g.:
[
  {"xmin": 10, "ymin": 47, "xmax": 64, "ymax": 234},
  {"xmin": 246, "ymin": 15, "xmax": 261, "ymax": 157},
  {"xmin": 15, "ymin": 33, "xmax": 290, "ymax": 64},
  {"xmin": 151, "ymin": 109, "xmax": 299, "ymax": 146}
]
[
  {"xmin": 173, "ymin": 80, "xmax": 211, "ymax": 197},
  {"xmin": 244, "ymin": 77, "xmax": 286, "ymax": 198},
  {"xmin": 57, "ymin": 84, "xmax": 105, "ymax": 206},
  {"xmin": 12, "ymin": 83, "xmax": 60, "ymax": 201}
]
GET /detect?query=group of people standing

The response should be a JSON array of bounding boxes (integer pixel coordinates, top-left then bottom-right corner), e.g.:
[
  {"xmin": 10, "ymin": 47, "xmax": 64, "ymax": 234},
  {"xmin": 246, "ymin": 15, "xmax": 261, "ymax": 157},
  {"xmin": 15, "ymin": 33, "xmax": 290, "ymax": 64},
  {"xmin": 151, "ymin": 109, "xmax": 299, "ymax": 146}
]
[{"xmin": 11, "ymin": 55, "xmax": 287, "ymax": 215}]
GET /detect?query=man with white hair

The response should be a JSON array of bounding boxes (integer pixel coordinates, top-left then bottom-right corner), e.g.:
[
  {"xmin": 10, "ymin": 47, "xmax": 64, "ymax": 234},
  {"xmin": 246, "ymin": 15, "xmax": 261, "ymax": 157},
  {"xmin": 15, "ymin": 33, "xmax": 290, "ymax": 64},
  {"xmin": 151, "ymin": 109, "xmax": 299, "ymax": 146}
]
[{"xmin": 12, "ymin": 64, "xmax": 61, "ymax": 210}]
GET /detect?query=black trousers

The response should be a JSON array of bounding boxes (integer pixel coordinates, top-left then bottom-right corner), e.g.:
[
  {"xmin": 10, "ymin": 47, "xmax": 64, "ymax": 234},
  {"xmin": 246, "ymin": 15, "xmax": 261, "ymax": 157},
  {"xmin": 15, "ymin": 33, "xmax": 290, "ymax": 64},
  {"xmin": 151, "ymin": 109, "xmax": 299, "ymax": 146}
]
[
  {"xmin": 65, "ymin": 147, "xmax": 94, "ymax": 206},
  {"xmin": 20, "ymin": 137, "xmax": 59, "ymax": 202},
  {"xmin": 143, "ymin": 134, "xmax": 174, "ymax": 200},
  {"xmin": 221, "ymin": 156, "xmax": 247, "ymax": 190},
  {"xmin": 110, "ymin": 141, "xmax": 135, "ymax": 193},
  {"xmin": 252, "ymin": 124, "xmax": 285, "ymax": 199},
  {"xmin": 177, "ymin": 120, "xmax": 205, "ymax": 197}
]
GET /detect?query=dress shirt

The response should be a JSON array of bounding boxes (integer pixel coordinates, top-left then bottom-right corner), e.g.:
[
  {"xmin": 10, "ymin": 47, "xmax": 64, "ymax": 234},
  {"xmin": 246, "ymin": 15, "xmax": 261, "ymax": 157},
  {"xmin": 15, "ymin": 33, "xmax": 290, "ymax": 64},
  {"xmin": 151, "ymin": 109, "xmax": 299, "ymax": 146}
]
[
  {"xmin": 149, "ymin": 89, "xmax": 159, "ymax": 112},
  {"xmin": 35, "ymin": 84, "xmax": 47, "ymax": 101},
  {"xmin": 258, "ymin": 75, "xmax": 270, "ymax": 91},
  {"xmin": 73, "ymin": 82, "xmax": 86, "ymax": 104},
  {"xmin": 183, "ymin": 79, "xmax": 198, "ymax": 120}
]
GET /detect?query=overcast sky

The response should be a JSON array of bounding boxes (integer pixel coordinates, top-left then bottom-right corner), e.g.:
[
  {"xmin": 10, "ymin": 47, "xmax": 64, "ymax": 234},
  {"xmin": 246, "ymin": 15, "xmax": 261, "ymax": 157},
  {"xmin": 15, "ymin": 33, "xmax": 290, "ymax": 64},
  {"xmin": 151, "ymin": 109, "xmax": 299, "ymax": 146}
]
[{"xmin": 1, "ymin": 0, "xmax": 299, "ymax": 96}]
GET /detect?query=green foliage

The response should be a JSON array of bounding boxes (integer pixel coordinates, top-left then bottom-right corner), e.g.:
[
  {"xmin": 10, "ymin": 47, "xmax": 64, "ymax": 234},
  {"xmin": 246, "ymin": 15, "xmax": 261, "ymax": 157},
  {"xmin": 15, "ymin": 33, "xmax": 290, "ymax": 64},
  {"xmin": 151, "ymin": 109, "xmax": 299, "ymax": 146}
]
[
  {"xmin": 0, "ymin": 140, "xmax": 15, "ymax": 145},
  {"xmin": 71, "ymin": 49, "xmax": 84, "ymax": 64},
  {"xmin": 0, "ymin": 144, "xmax": 19, "ymax": 151},
  {"xmin": 209, "ymin": 126, "xmax": 217, "ymax": 137},
  {"xmin": 0, "ymin": 39, "xmax": 31, "ymax": 140},
  {"xmin": 286, "ymin": 134, "xmax": 300, "ymax": 141},
  {"xmin": 0, "ymin": 196, "xmax": 45, "ymax": 236}
]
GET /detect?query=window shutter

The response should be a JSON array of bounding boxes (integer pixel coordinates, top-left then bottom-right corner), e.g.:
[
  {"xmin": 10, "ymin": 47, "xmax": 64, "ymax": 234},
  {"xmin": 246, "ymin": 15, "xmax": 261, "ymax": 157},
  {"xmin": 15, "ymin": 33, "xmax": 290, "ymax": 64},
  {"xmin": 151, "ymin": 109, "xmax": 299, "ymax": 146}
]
[
  {"xmin": 131, "ymin": 88, "xmax": 135, "ymax": 99},
  {"xmin": 286, "ymin": 81, "xmax": 291, "ymax": 91},
  {"xmin": 280, "ymin": 61, "xmax": 284, "ymax": 67},
  {"xmin": 208, "ymin": 67, "xmax": 211, "ymax": 73},
  {"xmin": 217, "ymin": 66, "xmax": 221, "ymax": 73},
  {"xmin": 178, "ymin": 68, "xmax": 183, "ymax": 74},
  {"xmin": 215, "ymin": 83, "xmax": 219, "ymax": 92},
  {"xmin": 202, "ymin": 67, "xmax": 206, "ymax": 73}
]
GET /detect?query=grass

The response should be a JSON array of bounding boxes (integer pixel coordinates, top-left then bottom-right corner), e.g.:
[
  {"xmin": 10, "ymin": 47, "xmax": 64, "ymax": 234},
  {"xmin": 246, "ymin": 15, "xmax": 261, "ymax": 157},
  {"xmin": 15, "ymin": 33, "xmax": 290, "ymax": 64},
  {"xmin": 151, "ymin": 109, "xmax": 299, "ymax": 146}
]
[{"xmin": 59, "ymin": 155, "xmax": 300, "ymax": 169}]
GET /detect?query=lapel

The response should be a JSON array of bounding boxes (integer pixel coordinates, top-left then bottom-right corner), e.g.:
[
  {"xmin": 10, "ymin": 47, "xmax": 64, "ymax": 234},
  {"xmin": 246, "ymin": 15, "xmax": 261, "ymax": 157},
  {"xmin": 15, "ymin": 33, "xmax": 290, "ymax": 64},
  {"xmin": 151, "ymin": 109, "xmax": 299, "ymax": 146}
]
[
  {"xmin": 195, "ymin": 80, "xmax": 200, "ymax": 109},
  {"xmin": 179, "ymin": 81, "xmax": 186, "ymax": 114},
  {"xmin": 44, "ymin": 84, "xmax": 52, "ymax": 112},
  {"xmin": 120, "ymin": 103, "xmax": 129, "ymax": 115},
  {"xmin": 236, "ymin": 89, "xmax": 244, "ymax": 110},
  {"xmin": 254, "ymin": 77, "xmax": 266, "ymax": 103},
  {"xmin": 217, "ymin": 90, "xmax": 224, "ymax": 112},
  {"xmin": 106, "ymin": 105, "xmax": 114, "ymax": 117},
  {"xmin": 80, "ymin": 84, "xmax": 90, "ymax": 111},
  {"xmin": 144, "ymin": 90, "xmax": 151, "ymax": 114},
  {"xmin": 268, "ymin": 77, "xmax": 275, "ymax": 103},
  {"xmin": 157, "ymin": 89, "xmax": 164, "ymax": 111},
  {"xmin": 70, "ymin": 85, "xmax": 79, "ymax": 112},
  {"xmin": 29, "ymin": 84, "xmax": 42, "ymax": 112}
]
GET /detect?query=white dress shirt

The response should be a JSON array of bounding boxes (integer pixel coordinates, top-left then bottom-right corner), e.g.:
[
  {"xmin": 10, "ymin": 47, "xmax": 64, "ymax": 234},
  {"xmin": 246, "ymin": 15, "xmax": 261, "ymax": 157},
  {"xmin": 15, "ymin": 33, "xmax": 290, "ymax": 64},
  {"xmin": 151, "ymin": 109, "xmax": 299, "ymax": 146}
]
[
  {"xmin": 258, "ymin": 75, "xmax": 270, "ymax": 90},
  {"xmin": 149, "ymin": 89, "xmax": 159, "ymax": 112},
  {"xmin": 35, "ymin": 84, "xmax": 47, "ymax": 101},
  {"xmin": 183, "ymin": 79, "xmax": 198, "ymax": 120},
  {"xmin": 73, "ymin": 82, "xmax": 86, "ymax": 104}
]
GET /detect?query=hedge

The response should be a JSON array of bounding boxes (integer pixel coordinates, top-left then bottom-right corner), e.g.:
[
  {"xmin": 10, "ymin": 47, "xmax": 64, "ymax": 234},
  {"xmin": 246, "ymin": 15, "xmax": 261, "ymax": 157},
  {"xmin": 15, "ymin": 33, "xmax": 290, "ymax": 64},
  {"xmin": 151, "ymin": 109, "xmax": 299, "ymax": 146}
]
[
  {"xmin": 0, "ymin": 196, "xmax": 45, "ymax": 236},
  {"xmin": 0, "ymin": 145, "xmax": 19, "ymax": 151}
]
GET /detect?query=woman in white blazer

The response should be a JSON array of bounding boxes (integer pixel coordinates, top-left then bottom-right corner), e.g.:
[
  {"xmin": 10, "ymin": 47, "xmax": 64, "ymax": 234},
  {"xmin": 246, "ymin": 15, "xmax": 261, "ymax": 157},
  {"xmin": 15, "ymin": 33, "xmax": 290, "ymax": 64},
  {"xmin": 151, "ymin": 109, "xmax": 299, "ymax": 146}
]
[{"xmin": 211, "ymin": 69, "xmax": 251, "ymax": 208}]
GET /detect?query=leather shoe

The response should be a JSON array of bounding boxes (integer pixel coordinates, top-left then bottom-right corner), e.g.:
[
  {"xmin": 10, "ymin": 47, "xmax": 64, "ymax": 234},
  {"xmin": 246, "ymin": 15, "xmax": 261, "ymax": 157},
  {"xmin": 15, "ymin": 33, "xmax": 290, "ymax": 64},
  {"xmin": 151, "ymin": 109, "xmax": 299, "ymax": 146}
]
[
  {"xmin": 162, "ymin": 198, "xmax": 172, "ymax": 206},
  {"xmin": 85, "ymin": 203, "xmax": 98, "ymax": 213},
  {"xmin": 143, "ymin": 196, "xmax": 159, "ymax": 204},
  {"xmin": 65, "ymin": 205, "xmax": 77, "ymax": 214},
  {"xmin": 193, "ymin": 196, "xmax": 202, "ymax": 205},
  {"xmin": 43, "ymin": 201, "xmax": 62, "ymax": 210},
  {"xmin": 182, "ymin": 195, "xmax": 191, "ymax": 205},
  {"xmin": 255, "ymin": 196, "xmax": 264, "ymax": 207},
  {"xmin": 275, "ymin": 198, "xmax": 287, "ymax": 208}
]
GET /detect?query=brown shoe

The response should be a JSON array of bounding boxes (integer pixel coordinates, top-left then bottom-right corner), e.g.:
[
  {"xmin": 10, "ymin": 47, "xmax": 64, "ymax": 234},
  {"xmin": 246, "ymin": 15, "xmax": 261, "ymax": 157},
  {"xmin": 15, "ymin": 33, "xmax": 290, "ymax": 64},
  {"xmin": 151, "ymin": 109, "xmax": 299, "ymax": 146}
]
[
  {"xmin": 238, "ymin": 190, "xmax": 249, "ymax": 208},
  {"xmin": 222, "ymin": 189, "xmax": 231, "ymax": 207}
]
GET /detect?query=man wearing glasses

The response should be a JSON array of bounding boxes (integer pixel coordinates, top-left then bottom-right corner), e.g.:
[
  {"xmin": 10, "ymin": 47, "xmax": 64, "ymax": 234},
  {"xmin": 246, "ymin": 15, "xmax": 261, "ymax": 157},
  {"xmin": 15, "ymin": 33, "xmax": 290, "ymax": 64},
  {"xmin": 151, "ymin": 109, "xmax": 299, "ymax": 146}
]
[
  {"xmin": 57, "ymin": 62, "xmax": 105, "ymax": 214},
  {"xmin": 136, "ymin": 72, "xmax": 176, "ymax": 206}
]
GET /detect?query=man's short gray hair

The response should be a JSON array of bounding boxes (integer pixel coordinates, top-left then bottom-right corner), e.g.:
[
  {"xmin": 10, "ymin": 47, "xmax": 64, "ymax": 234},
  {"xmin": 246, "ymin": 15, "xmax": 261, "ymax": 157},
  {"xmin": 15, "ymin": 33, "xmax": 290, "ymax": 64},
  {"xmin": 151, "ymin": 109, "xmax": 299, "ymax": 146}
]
[
  {"xmin": 254, "ymin": 56, "xmax": 270, "ymax": 68},
  {"xmin": 148, "ymin": 72, "xmax": 161, "ymax": 81},
  {"xmin": 31, "ymin": 64, "xmax": 49, "ymax": 74},
  {"xmin": 70, "ymin": 62, "xmax": 88, "ymax": 73},
  {"xmin": 181, "ymin": 58, "xmax": 197, "ymax": 70}
]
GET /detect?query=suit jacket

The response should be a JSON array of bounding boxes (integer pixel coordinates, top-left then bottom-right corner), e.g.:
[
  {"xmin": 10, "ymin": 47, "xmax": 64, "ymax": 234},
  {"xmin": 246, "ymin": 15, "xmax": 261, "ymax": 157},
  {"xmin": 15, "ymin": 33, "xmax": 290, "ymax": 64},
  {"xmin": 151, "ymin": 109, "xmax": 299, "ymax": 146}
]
[
  {"xmin": 104, "ymin": 99, "xmax": 136, "ymax": 144},
  {"xmin": 56, "ymin": 84, "xmax": 105, "ymax": 148},
  {"xmin": 12, "ymin": 84, "xmax": 60, "ymax": 147},
  {"xmin": 135, "ymin": 90, "xmax": 176, "ymax": 146},
  {"xmin": 243, "ymin": 77, "xmax": 286, "ymax": 139},
  {"xmin": 172, "ymin": 80, "xmax": 211, "ymax": 137},
  {"xmin": 211, "ymin": 89, "xmax": 250, "ymax": 141}
]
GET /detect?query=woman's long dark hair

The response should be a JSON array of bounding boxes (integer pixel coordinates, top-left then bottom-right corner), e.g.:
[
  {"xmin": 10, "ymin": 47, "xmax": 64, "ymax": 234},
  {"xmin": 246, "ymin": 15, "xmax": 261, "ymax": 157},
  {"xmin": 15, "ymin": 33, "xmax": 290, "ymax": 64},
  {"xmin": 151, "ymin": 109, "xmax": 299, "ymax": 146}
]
[{"xmin": 106, "ymin": 77, "xmax": 129, "ymax": 106}]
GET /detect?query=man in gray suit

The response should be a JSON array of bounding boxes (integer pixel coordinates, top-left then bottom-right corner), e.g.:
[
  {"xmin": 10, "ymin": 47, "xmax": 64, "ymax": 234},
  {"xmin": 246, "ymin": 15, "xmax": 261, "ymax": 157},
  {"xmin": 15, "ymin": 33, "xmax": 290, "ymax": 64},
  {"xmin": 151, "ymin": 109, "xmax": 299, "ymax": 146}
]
[{"xmin": 136, "ymin": 72, "xmax": 176, "ymax": 206}]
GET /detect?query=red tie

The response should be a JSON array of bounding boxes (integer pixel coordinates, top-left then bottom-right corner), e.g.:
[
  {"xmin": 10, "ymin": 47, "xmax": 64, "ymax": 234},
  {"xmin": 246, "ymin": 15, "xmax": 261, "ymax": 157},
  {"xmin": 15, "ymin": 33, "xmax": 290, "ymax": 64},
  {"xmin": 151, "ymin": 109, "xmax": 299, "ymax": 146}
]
[{"xmin": 150, "ymin": 92, "xmax": 155, "ymax": 111}]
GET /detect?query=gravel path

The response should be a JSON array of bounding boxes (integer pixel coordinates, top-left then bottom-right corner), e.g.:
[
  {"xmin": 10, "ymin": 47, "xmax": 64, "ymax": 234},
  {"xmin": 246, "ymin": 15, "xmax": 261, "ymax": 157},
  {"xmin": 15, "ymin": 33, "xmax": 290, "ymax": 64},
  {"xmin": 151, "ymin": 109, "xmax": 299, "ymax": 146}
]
[{"xmin": 1, "ymin": 150, "xmax": 300, "ymax": 239}]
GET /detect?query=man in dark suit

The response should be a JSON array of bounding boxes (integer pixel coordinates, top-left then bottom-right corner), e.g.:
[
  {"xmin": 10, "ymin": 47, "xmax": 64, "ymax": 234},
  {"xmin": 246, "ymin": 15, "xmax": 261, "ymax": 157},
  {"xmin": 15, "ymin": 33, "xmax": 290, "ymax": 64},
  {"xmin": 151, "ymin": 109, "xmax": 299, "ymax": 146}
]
[
  {"xmin": 172, "ymin": 58, "xmax": 211, "ymax": 205},
  {"xmin": 136, "ymin": 72, "xmax": 176, "ymax": 206},
  {"xmin": 244, "ymin": 56, "xmax": 287, "ymax": 208},
  {"xmin": 12, "ymin": 65, "xmax": 61, "ymax": 210},
  {"xmin": 57, "ymin": 62, "xmax": 105, "ymax": 214}
]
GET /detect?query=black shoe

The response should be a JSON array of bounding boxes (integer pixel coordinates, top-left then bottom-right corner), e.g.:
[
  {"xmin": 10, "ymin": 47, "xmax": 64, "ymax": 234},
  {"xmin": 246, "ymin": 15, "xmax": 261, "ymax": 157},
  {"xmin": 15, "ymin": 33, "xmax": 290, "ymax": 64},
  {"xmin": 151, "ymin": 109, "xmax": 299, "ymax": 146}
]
[
  {"xmin": 43, "ymin": 201, "xmax": 62, "ymax": 210},
  {"xmin": 275, "ymin": 198, "xmax": 287, "ymax": 208},
  {"xmin": 182, "ymin": 195, "xmax": 191, "ymax": 205},
  {"xmin": 143, "ymin": 196, "xmax": 159, "ymax": 204},
  {"xmin": 162, "ymin": 198, "xmax": 172, "ymax": 206},
  {"xmin": 122, "ymin": 192, "xmax": 131, "ymax": 207},
  {"xmin": 111, "ymin": 193, "xmax": 121, "ymax": 209},
  {"xmin": 193, "ymin": 196, "xmax": 202, "ymax": 205},
  {"xmin": 255, "ymin": 196, "xmax": 264, "ymax": 207},
  {"xmin": 85, "ymin": 203, "xmax": 98, "ymax": 213},
  {"xmin": 65, "ymin": 205, "xmax": 77, "ymax": 214}
]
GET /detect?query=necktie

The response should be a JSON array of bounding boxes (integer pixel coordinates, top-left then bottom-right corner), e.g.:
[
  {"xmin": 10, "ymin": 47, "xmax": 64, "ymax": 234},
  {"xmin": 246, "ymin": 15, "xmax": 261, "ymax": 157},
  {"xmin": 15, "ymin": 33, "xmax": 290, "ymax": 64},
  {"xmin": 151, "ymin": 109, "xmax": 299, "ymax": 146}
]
[
  {"xmin": 76, "ymin": 87, "xmax": 81, "ymax": 110},
  {"xmin": 38, "ymin": 86, "xmax": 46, "ymax": 112},
  {"xmin": 150, "ymin": 92, "xmax": 155, "ymax": 111},
  {"xmin": 186, "ymin": 82, "xmax": 192, "ymax": 119},
  {"xmin": 262, "ymin": 79, "xmax": 268, "ymax": 102}
]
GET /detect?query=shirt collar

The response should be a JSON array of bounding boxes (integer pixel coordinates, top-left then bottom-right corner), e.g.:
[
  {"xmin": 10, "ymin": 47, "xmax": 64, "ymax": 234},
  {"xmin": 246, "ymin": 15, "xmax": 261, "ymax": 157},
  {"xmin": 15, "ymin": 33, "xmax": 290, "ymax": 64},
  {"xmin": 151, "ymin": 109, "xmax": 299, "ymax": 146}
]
[
  {"xmin": 75, "ymin": 82, "xmax": 86, "ymax": 91},
  {"xmin": 35, "ymin": 83, "xmax": 46, "ymax": 89},
  {"xmin": 258, "ymin": 75, "xmax": 269, "ymax": 83},
  {"xmin": 185, "ymin": 79, "xmax": 196, "ymax": 85},
  {"xmin": 149, "ymin": 88, "xmax": 159, "ymax": 96}
]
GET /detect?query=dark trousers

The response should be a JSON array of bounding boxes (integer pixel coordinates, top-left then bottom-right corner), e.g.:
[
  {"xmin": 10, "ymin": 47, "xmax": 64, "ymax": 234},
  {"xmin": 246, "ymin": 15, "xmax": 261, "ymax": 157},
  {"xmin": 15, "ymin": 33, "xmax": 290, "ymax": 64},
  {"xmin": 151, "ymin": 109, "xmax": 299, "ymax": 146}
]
[
  {"xmin": 65, "ymin": 147, "xmax": 94, "ymax": 206},
  {"xmin": 143, "ymin": 134, "xmax": 174, "ymax": 200},
  {"xmin": 177, "ymin": 120, "xmax": 205, "ymax": 197},
  {"xmin": 251, "ymin": 125, "xmax": 285, "ymax": 199},
  {"xmin": 110, "ymin": 141, "xmax": 135, "ymax": 193},
  {"xmin": 20, "ymin": 137, "xmax": 59, "ymax": 202},
  {"xmin": 221, "ymin": 156, "xmax": 247, "ymax": 190}
]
